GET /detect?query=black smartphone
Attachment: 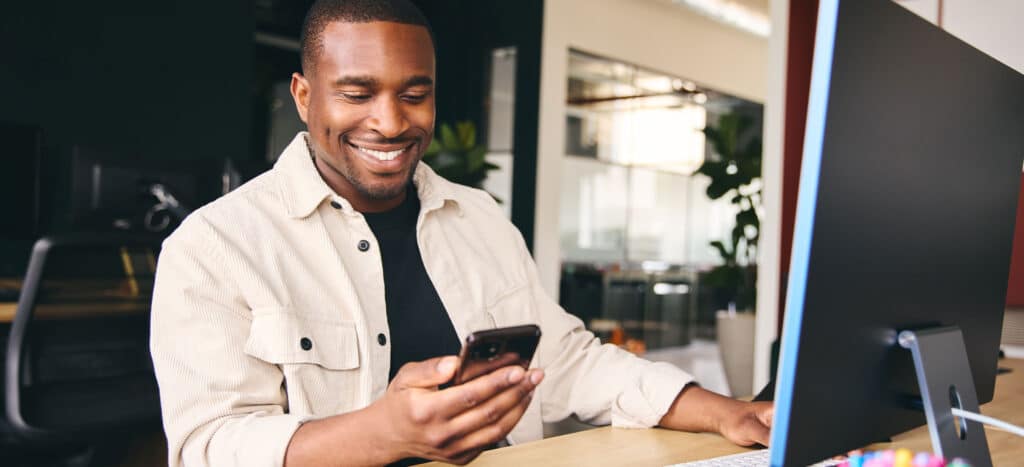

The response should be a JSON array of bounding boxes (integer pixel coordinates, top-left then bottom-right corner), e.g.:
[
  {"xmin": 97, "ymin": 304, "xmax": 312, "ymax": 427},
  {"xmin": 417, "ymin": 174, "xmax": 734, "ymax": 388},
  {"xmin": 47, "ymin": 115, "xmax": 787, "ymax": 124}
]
[{"xmin": 453, "ymin": 324, "xmax": 542, "ymax": 385}]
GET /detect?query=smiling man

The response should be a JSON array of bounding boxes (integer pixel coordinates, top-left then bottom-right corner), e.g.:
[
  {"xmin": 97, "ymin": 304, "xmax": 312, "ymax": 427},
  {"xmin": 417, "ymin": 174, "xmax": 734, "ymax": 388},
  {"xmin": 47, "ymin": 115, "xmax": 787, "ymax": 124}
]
[{"xmin": 149, "ymin": 1, "xmax": 772, "ymax": 467}]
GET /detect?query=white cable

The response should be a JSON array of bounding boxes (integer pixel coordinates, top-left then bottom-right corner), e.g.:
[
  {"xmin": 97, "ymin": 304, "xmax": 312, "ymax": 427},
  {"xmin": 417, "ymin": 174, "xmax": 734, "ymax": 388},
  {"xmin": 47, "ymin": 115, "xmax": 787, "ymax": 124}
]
[{"xmin": 951, "ymin": 408, "xmax": 1024, "ymax": 437}]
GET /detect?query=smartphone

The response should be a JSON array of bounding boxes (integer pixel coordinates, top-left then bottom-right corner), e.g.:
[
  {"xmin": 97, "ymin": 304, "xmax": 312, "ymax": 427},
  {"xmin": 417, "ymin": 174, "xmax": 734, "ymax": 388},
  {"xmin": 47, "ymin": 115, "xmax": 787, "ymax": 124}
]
[{"xmin": 453, "ymin": 324, "xmax": 542, "ymax": 385}]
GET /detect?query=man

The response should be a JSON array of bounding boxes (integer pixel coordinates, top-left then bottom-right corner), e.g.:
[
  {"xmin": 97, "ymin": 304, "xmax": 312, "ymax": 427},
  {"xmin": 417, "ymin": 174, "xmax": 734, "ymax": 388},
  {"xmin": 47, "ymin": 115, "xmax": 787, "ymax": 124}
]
[{"xmin": 150, "ymin": 1, "xmax": 773, "ymax": 466}]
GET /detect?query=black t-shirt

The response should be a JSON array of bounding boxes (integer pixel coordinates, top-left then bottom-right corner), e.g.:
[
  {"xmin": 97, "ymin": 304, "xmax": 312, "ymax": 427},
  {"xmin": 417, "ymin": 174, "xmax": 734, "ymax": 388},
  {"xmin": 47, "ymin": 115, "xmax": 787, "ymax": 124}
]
[{"xmin": 363, "ymin": 187, "xmax": 462, "ymax": 382}]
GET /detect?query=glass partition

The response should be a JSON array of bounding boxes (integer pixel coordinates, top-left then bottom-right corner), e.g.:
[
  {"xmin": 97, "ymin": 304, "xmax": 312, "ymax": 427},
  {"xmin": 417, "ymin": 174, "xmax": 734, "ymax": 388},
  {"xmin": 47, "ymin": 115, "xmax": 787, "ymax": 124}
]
[{"xmin": 558, "ymin": 50, "xmax": 763, "ymax": 348}]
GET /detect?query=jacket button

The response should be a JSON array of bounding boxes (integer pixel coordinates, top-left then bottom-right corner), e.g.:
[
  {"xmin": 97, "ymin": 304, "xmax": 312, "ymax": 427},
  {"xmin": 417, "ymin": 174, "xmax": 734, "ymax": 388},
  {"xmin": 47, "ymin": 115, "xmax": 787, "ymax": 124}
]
[
  {"xmin": 330, "ymin": 200, "xmax": 342, "ymax": 209},
  {"xmin": 300, "ymin": 337, "xmax": 313, "ymax": 351},
  {"xmin": 358, "ymin": 240, "xmax": 371, "ymax": 252},
  {"xmin": 377, "ymin": 333, "xmax": 387, "ymax": 346}
]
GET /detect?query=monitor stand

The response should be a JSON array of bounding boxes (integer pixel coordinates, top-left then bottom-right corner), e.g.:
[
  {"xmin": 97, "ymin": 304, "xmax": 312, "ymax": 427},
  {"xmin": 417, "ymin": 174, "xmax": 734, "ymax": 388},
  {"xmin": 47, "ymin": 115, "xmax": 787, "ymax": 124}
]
[{"xmin": 898, "ymin": 327, "xmax": 992, "ymax": 467}]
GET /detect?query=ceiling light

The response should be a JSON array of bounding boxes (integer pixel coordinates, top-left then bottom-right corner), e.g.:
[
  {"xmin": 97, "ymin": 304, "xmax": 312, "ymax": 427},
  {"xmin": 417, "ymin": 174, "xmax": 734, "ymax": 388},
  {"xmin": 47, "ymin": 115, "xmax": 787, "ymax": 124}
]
[{"xmin": 670, "ymin": 0, "xmax": 771, "ymax": 38}]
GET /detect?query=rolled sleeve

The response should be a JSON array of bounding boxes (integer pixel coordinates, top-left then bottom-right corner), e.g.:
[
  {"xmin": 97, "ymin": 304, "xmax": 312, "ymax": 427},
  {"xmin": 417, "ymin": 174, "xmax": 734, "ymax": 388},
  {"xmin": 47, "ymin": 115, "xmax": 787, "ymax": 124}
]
[
  {"xmin": 609, "ymin": 360, "xmax": 693, "ymax": 428},
  {"xmin": 151, "ymin": 214, "xmax": 308, "ymax": 467},
  {"xmin": 196, "ymin": 413, "xmax": 311, "ymax": 467}
]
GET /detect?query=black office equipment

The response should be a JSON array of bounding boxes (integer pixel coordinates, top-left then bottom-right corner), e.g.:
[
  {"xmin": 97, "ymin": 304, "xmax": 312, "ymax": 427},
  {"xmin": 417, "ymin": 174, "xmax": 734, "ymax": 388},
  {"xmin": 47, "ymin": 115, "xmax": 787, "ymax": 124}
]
[
  {"xmin": 769, "ymin": 0, "xmax": 1024, "ymax": 465},
  {"xmin": 3, "ymin": 234, "xmax": 163, "ymax": 466},
  {"xmin": 0, "ymin": 122, "xmax": 43, "ymax": 240},
  {"xmin": 69, "ymin": 147, "xmax": 201, "ymax": 234}
]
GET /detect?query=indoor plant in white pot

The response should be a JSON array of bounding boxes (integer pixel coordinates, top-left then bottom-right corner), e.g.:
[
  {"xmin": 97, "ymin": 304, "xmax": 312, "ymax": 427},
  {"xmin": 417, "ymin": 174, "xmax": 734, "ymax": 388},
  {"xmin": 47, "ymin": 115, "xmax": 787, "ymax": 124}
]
[{"xmin": 696, "ymin": 112, "xmax": 762, "ymax": 397}]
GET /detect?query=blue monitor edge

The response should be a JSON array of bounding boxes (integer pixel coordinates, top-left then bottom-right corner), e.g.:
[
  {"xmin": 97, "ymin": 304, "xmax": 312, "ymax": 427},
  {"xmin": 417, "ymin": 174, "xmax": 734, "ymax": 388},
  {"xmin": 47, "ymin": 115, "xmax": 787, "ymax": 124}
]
[
  {"xmin": 768, "ymin": 0, "xmax": 839, "ymax": 464},
  {"xmin": 766, "ymin": 0, "xmax": 1024, "ymax": 466}
]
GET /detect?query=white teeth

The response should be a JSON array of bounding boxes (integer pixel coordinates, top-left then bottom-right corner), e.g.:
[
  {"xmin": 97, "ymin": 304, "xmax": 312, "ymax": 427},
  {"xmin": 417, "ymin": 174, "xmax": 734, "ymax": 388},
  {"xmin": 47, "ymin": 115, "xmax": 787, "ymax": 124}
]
[{"xmin": 360, "ymin": 146, "xmax": 403, "ymax": 161}]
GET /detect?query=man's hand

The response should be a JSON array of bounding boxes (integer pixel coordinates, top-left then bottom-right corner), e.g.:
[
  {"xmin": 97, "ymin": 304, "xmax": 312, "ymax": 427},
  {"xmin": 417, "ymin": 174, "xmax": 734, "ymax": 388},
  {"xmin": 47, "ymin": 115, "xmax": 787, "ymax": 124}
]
[
  {"xmin": 658, "ymin": 385, "xmax": 774, "ymax": 447},
  {"xmin": 285, "ymin": 356, "xmax": 543, "ymax": 467},
  {"xmin": 715, "ymin": 400, "xmax": 773, "ymax": 447},
  {"xmin": 372, "ymin": 356, "xmax": 544, "ymax": 465}
]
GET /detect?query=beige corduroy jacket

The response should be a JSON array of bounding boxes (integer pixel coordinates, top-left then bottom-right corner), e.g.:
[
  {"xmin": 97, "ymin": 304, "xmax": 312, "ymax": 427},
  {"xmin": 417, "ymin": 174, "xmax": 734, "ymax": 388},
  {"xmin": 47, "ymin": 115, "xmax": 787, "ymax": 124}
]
[{"xmin": 149, "ymin": 132, "xmax": 693, "ymax": 467}]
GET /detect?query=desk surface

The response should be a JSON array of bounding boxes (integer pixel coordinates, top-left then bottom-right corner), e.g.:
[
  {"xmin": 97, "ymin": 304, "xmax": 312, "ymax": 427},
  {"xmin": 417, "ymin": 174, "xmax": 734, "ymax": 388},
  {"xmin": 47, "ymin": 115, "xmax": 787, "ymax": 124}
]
[
  {"xmin": 432, "ymin": 358, "xmax": 1024, "ymax": 466},
  {"xmin": 0, "ymin": 278, "xmax": 150, "ymax": 323},
  {"xmin": 0, "ymin": 301, "xmax": 151, "ymax": 323}
]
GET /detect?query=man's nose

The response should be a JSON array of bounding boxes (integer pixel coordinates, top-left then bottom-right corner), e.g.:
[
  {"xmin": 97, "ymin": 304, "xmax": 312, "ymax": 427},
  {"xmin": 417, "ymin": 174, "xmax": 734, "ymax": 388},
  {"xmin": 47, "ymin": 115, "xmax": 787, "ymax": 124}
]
[{"xmin": 366, "ymin": 96, "xmax": 410, "ymax": 139}]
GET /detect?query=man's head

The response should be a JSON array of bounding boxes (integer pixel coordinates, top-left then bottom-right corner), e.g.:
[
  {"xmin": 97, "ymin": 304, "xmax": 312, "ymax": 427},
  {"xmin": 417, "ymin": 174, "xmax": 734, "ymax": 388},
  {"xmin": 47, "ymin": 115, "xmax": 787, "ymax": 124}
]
[{"xmin": 291, "ymin": 0, "xmax": 436, "ymax": 212}]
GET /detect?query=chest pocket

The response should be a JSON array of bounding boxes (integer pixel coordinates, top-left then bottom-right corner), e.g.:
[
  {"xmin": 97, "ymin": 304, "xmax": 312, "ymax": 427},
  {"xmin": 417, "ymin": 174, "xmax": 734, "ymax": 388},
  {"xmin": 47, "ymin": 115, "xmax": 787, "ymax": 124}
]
[
  {"xmin": 485, "ymin": 285, "xmax": 537, "ymax": 330},
  {"xmin": 244, "ymin": 308, "xmax": 362, "ymax": 415},
  {"xmin": 244, "ymin": 309, "xmax": 360, "ymax": 369}
]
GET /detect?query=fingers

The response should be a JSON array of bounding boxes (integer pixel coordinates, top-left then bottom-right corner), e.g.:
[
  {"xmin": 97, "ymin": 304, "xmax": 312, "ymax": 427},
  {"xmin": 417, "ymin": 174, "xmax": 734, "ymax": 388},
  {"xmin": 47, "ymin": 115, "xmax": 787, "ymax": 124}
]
[
  {"xmin": 407, "ymin": 368, "xmax": 542, "ymax": 464},
  {"xmin": 720, "ymin": 402, "xmax": 773, "ymax": 447},
  {"xmin": 433, "ymin": 365, "xmax": 543, "ymax": 420},
  {"xmin": 444, "ymin": 369, "xmax": 543, "ymax": 440},
  {"xmin": 748, "ymin": 417, "xmax": 771, "ymax": 446},
  {"xmin": 441, "ymin": 386, "xmax": 534, "ymax": 456},
  {"xmin": 455, "ymin": 352, "xmax": 521, "ymax": 384},
  {"xmin": 739, "ymin": 403, "xmax": 772, "ymax": 446},
  {"xmin": 392, "ymin": 356, "xmax": 459, "ymax": 389}
]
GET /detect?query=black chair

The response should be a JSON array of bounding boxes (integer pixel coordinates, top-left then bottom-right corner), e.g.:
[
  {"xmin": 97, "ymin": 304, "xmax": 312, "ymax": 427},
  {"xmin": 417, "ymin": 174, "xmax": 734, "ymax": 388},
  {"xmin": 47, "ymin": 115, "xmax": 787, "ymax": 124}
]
[{"xmin": 3, "ymin": 234, "xmax": 163, "ymax": 466}]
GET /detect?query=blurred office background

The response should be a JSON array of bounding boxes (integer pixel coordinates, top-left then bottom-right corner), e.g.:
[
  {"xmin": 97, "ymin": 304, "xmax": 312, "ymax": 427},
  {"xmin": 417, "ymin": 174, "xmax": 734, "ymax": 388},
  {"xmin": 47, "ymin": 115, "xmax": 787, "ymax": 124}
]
[{"xmin": 2, "ymin": 0, "xmax": 1023, "ymax": 465}]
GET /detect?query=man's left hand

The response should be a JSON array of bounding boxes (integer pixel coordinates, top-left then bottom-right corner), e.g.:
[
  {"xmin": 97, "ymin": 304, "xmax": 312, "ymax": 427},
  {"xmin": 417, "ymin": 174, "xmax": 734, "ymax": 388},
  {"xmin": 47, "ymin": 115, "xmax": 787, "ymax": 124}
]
[
  {"xmin": 716, "ymin": 400, "xmax": 772, "ymax": 447},
  {"xmin": 658, "ymin": 384, "xmax": 774, "ymax": 447}
]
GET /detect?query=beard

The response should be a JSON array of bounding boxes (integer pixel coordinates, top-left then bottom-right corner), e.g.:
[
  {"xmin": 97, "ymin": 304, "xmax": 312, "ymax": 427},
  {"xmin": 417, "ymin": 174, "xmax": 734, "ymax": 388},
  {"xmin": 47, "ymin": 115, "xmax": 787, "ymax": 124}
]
[
  {"xmin": 343, "ymin": 157, "xmax": 419, "ymax": 201},
  {"xmin": 306, "ymin": 135, "xmax": 418, "ymax": 202}
]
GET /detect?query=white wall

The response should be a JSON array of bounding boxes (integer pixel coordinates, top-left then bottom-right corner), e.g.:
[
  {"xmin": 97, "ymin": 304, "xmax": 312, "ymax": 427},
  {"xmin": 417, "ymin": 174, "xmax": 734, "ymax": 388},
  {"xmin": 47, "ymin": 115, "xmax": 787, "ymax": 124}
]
[
  {"xmin": 752, "ymin": 0, "xmax": 789, "ymax": 391},
  {"xmin": 535, "ymin": 0, "xmax": 770, "ymax": 297},
  {"xmin": 896, "ymin": 0, "xmax": 1024, "ymax": 73}
]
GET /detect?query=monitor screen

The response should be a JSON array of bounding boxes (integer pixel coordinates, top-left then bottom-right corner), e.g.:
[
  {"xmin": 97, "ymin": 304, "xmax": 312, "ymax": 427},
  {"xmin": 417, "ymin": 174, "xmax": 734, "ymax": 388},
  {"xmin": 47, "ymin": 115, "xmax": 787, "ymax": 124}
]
[{"xmin": 770, "ymin": 0, "xmax": 1024, "ymax": 465}]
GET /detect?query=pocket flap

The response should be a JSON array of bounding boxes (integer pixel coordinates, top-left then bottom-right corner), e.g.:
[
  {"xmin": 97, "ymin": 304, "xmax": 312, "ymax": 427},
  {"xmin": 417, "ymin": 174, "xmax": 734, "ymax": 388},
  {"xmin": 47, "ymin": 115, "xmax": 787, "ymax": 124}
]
[{"xmin": 244, "ymin": 309, "xmax": 360, "ymax": 370}]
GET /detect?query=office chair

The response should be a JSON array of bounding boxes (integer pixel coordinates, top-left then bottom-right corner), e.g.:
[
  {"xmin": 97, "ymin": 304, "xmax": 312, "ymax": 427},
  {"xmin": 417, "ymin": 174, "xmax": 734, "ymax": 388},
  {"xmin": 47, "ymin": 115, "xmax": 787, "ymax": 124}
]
[{"xmin": 3, "ymin": 234, "xmax": 164, "ymax": 466}]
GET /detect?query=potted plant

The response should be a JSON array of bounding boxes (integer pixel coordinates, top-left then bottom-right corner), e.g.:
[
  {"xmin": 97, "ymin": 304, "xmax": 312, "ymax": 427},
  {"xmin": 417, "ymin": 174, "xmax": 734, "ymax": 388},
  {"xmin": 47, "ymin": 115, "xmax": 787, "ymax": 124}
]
[
  {"xmin": 696, "ymin": 112, "xmax": 762, "ymax": 396},
  {"xmin": 423, "ymin": 121, "xmax": 502, "ymax": 201}
]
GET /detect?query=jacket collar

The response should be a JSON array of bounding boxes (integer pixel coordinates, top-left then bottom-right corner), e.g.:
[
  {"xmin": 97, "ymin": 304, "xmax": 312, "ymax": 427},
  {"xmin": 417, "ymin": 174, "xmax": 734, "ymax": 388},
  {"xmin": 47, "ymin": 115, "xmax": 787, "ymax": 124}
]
[{"xmin": 275, "ymin": 132, "xmax": 461, "ymax": 219}]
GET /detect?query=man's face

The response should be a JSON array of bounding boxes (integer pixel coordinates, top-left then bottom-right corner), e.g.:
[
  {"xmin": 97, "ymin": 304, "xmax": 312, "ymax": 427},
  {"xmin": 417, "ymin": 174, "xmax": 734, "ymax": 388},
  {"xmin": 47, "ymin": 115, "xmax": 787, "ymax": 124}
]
[{"xmin": 291, "ymin": 21, "xmax": 435, "ymax": 211}]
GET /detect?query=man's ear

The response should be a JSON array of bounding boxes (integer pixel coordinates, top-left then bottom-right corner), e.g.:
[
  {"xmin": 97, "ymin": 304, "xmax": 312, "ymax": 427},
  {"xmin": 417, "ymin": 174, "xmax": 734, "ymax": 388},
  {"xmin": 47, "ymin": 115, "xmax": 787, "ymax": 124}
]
[{"xmin": 290, "ymin": 72, "xmax": 310, "ymax": 123}]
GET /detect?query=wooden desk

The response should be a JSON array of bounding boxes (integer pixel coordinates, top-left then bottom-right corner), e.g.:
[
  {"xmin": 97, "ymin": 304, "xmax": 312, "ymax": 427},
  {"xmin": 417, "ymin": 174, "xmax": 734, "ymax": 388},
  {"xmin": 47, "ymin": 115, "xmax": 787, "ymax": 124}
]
[
  {"xmin": 0, "ymin": 278, "xmax": 151, "ymax": 323},
  {"xmin": 432, "ymin": 358, "xmax": 1024, "ymax": 466},
  {"xmin": 0, "ymin": 301, "xmax": 151, "ymax": 323}
]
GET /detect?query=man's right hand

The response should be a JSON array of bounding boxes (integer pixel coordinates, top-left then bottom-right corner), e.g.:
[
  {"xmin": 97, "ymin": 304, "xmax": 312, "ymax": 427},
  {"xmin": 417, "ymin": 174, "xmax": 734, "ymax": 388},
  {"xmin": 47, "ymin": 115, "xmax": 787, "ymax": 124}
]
[{"xmin": 371, "ymin": 356, "xmax": 545, "ymax": 465}]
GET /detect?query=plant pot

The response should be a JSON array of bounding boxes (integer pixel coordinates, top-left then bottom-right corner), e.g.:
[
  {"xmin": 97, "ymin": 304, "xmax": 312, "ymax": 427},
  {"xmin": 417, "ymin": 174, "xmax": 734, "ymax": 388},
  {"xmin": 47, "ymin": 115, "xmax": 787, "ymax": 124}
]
[{"xmin": 716, "ymin": 310, "xmax": 756, "ymax": 397}]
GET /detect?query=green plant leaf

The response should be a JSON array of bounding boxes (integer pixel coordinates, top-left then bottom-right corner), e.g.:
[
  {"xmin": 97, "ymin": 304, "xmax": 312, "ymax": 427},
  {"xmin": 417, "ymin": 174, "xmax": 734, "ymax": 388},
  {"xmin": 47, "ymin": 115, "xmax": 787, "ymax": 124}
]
[
  {"xmin": 421, "ymin": 121, "xmax": 500, "ymax": 191},
  {"xmin": 456, "ymin": 121, "xmax": 476, "ymax": 149},
  {"xmin": 736, "ymin": 208, "xmax": 759, "ymax": 228},
  {"xmin": 439, "ymin": 123, "xmax": 459, "ymax": 150},
  {"xmin": 425, "ymin": 138, "xmax": 442, "ymax": 156},
  {"xmin": 466, "ymin": 146, "xmax": 487, "ymax": 172},
  {"xmin": 710, "ymin": 240, "xmax": 734, "ymax": 263}
]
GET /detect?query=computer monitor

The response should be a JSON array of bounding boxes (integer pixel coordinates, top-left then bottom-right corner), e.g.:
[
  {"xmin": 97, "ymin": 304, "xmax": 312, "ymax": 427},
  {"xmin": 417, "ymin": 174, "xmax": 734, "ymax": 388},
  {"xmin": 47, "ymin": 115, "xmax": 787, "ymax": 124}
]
[{"xmin": 769, "ymin": 0, "xmax": 1024, "ymax": 466}]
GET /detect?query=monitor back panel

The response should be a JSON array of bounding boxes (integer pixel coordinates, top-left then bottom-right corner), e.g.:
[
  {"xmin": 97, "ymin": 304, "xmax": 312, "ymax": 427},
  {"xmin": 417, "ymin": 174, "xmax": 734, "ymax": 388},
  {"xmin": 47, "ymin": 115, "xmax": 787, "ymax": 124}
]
[{"xmin": 772, "ymin": 0, "xmax": 1024, "ymax": 465}]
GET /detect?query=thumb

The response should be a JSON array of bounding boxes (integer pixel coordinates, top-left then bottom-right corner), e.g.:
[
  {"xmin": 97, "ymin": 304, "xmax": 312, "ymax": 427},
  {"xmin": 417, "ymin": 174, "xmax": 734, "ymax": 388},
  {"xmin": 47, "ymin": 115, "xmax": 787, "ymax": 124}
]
[{"xmin": 393, "ymin": 356, "xmax": 459, "ymax": 389}]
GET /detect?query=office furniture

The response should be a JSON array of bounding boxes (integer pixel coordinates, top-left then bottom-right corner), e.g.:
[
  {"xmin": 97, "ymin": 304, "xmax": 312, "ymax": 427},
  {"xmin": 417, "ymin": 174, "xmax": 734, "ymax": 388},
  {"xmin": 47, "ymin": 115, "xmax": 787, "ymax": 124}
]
[
  {"xmin": 561, "ymin": 265, "xmax": 698, "ymax": 351},
  {"xmin": 424, "ymin": 357, "xmax": 1024, "ymax": 466},
  {"xmin": 3, "ymin": 234, "xmax": 162, "ymax": 466}
]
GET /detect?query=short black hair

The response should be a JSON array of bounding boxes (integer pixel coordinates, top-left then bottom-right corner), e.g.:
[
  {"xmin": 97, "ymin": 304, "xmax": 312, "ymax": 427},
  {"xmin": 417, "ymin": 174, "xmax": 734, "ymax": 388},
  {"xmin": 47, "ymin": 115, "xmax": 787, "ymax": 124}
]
[{"xmin": 300, "ymin": 0, "xmax": 433, "ymax": 75}]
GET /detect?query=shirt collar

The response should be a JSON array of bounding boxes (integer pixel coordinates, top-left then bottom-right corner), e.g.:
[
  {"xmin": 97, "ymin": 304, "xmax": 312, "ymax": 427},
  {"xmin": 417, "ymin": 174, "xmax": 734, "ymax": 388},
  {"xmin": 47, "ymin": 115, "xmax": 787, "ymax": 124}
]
[{"xmin": 275, "ymin": 131, "xmax": 462, "ymax": 219}]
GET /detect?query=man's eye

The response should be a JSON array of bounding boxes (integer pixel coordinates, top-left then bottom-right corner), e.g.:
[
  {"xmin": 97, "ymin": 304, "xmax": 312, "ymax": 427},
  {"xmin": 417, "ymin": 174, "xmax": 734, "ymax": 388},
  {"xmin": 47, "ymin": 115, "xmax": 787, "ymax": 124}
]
[
  {"xmin": 340, "ymin": 93, "xmax": 371, "ymax": 102},
  {"xmin": 402, "ymin": 93, "xmax": 430, "ymax": 103}
]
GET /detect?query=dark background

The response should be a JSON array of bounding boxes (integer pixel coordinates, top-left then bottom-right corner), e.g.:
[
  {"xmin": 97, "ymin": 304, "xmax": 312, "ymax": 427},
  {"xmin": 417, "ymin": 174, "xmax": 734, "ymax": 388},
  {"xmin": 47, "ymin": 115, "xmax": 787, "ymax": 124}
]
[{"xmin": 0, "ymin": 0, "xmax": 543, "ymax": 275}]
